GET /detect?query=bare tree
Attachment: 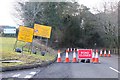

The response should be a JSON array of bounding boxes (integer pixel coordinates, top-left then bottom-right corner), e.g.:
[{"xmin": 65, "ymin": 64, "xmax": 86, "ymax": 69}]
[
  {"xmin": 12, "ymin": 1, "xmax": 45, "ymax": 27},
  {"xmin": 93, "ymin": 1, "xmax": 118, "ymax": 48}
]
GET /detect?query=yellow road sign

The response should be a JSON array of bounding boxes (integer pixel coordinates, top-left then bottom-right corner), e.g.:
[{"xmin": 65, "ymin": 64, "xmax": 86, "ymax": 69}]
[
  {"xmin": 18, "ymin": 26, "xmax": 34, "ymax": 43},
  {"xmin": 34, "ymin": 24, "xmax": 52, "ymax": 38}
]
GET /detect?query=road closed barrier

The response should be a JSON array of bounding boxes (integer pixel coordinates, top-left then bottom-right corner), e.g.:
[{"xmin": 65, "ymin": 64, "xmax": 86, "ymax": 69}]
[
  {"xmin": 78, "ymin": 49, "xmax": 92, "ymax": 63},
  {"xmin": 56, "ymin": 48, "xmax": 104, "ymax": 64}
]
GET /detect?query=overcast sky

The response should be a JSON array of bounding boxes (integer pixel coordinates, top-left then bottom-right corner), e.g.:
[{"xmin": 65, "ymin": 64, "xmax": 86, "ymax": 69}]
[
  {"xmin": 78, "ymin": 0, "xmax": 119, "ymax": 13},
  {"xmin": 0, "ymin": 0, "xmax": 119, "ymax": 27}
]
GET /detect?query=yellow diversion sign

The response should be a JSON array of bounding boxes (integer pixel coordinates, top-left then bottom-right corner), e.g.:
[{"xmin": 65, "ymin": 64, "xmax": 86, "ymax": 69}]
[
  {"xmin": 34, "ymin": 24, "xmax": 52, "ymax": 38},
  {"xmin": 18, "ymin": 26, "xmax": 34, "ymax": 43}
]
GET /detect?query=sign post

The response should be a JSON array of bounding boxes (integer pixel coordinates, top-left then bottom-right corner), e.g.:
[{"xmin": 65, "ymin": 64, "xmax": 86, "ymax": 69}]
[
  {"xmin": 34, "ymin": 24, "xmax": 52, "ymax": 39},
  {"xmin": 18, "ymin": 26, "xmax": 34, "ymax": 43},
  {"xmin": 34, "ymin": 24, "xmax": 52, "ymax": 46},
  {"xmin": 14, "ymin": 26, "xmax": 34, "ymax": 53}
]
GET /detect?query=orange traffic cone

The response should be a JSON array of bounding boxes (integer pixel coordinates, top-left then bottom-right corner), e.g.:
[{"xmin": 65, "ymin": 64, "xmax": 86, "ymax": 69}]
[
  {"xmin": 67, "ymin": 48, "xmax": 70, "ymax": 53},
  {"xmin": 108, "ymin": 50, "xmax": 111, "ymax": 57},
  {"xmin": 100, "ymin": 49, "xmax": 103, "ymax": 57},
  {"xmin": 92, "ymin": 50, "xmax": 95, "ymax": 63},
  {"xmin": 72, "ymin": 49, "xmax": 77, "ymax": 63},
  {"xmin": 70, "ymin": 48, "xmax": 72, "ymax": 52},
  {"xmin": 57, "ymin": 50, "xmax": 61, "ymax": 62},
  {"xmin": 94, "ymin": 50, "xmax": 100, "ymax": 64},
  {"xmin": 75, "ymin": 48, "xmax": 77, "ymax": 52},
  {"xmin": 77, "ymin": 49, "xmax": 79, "ymax": 52},
  {"xmin": 65, "ymin": 50, "xmax": 70, "ymax": 63},
  {"xmin": 104, "ymin": 49, "xmax": 107, "ymax": 57}
]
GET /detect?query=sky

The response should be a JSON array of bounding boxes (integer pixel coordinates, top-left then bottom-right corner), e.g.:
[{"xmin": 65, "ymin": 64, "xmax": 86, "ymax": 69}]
[
  {"xmin": 0, "ymin": 0, "xmax": 119, "ymax": 27},
  {"xmin": 0, "ymin": 0, "xmax": 17, "ymax": 27},
  {"xmin": 77, "ymin": 0, "xmax": 119, "ymax": 13}
]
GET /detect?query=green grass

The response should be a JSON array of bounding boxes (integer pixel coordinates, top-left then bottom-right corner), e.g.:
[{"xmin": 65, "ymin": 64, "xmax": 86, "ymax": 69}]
[
  {"xmin": 0, "ymin": 37, "xmax": 56, "ymax": 68},
  {"xmin": 0, "ymin": 37, "xmax": 16, "ymax": 52}
]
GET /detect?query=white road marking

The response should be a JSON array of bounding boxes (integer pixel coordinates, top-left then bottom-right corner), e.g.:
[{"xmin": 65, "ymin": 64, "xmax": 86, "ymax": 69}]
[
  {"xmin": 29, "ymin": 72, "xmax": 36, "ymax": 75},
  {"xmin": 12, "ymin": 74, "xmax": 20, "ymax": 77},
  {"xmin": 12, "ymin": 71, "xmax": 37, "ymax": 78},
  {"xmin": 24, "ymin": 75, "xmax": 32, "ymax": 78},
  {"xmin": 109, "ymin": 67, "xmax": 120, "ymax": 73}
]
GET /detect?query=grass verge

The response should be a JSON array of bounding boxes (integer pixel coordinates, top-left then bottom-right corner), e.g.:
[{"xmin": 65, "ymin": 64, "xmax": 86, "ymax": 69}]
[{"xmin": 0, "ymin": 37, "xmax": 56, "ymax": 68}]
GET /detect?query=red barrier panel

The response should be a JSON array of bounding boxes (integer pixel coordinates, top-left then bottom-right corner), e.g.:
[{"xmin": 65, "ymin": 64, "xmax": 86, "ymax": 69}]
[{"xmin": 78, "ymin": 49, "xmax": 92, "ymax": 59}]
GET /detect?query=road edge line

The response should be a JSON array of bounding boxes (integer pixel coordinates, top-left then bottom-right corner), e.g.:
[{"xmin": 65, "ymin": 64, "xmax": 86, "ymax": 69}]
[{"xmin": 109, "ymin": 67, "xmax": 120, "ymax": 73}]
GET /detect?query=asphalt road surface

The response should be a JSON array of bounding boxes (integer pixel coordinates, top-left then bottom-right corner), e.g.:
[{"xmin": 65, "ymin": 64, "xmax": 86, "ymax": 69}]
[{"xmin": 1, "ymin": 51, "xmax": 119, "ymax": 79}]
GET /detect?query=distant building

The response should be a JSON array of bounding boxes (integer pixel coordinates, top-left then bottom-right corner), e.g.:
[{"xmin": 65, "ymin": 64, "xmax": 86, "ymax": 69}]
[{"xmin": 0, "ymin": 25, "xmax": 16, "ymax": 37}]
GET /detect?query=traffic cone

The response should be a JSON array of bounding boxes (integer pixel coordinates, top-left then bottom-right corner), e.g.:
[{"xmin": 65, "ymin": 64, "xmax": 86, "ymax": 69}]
[
  {"xmin": 92, "ymin": 50, "xmax": 95, "ymax": 63},
  {"xmin": 65, "ymin": 50, "xmax": 70, "ymax": 63},
  {"xmin": 104, "ymin": 49, "xmax": 107, "ymax": 57},
  {"xmin": 57, "ymin": 50, "xmax": 61, "ymax": 63},
  {"xmin": 67, "ymin": 48, "xmax": 70, "ymax": 53},
  {"xmin": 75, "ymin": 48, "xmax": 77, "ymax": 52},
  {"xmin": 94, "ymin": 50, "xmax": 100, "ymax": 64},
  {"xmin": 70, "ymin": 48, "xmax": 72, "ymax": 52},
  {"xmin": 72, "ymin": 49, "xmax": 77, "ymax": 63},
  {"xmin": 100, "ymin": 49, "xmax": 103, "ymax": 57},
  {"xmin": 107, "ymin": 50, "xmax": 111, "ymax": 57},
  {"xmin": 77, "ymin": 49, "xmax": 79, "ymax": 52}
]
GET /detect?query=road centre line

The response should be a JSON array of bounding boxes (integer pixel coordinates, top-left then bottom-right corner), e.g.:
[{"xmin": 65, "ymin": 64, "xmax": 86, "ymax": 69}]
[
  {"xmin": 109, "ymin": 67, "xmax": 120, "ymax": 73},
  {"xmin": 24, "ymin": 71, "xmax": 37, "ymax": 78},
  {"xmin": 24, "ymin": 75, "xmax": 32, "ymax": 78},
  {"xmin": 29, "ymin": 72, "xmax": 36, "ymax": 75},
  {"xmin": 12, "ymin": 74, "xmax": 20, "ymax": 77}
]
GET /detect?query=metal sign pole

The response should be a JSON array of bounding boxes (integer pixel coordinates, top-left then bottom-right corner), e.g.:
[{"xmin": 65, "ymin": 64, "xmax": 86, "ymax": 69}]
[
  {"xmin": 30, "ymin": 42, "xmax": 33, "ymax": 54},
  {"xmin": 27, "ymin": 43, "xmax": 30, "ymax": 53},
  {"xmin": 30, "ymin": 34, "xmax": 35, "ymax": 54},
  {"xmin": 13, "ymin": 40, "xmax": 18, "ymax": 51},
  {"xmin": 46, "ymin": 38, "xmax": 48, "ymax": 46}
]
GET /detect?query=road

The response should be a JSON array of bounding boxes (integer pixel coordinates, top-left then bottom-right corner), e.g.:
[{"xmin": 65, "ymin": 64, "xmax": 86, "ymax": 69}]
[{"xmin": 1, "ymin": 51, "xmax": 119, "ymax": 79}]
